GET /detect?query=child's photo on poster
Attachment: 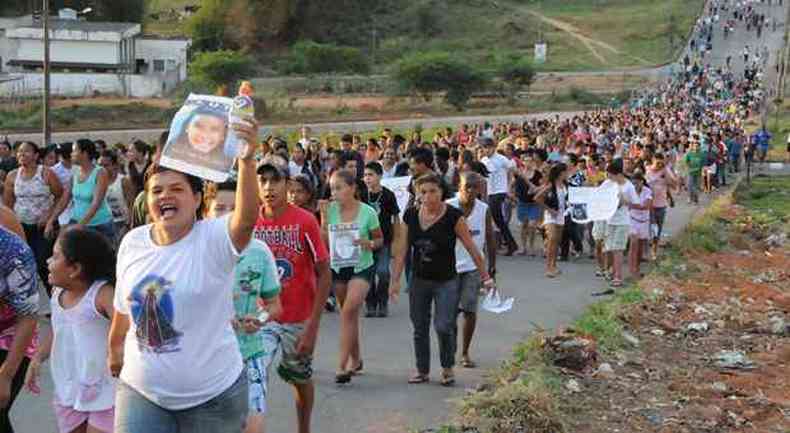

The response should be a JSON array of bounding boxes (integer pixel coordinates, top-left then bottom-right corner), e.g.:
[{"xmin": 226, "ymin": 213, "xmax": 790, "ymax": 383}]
[{"xmin": 160, "ymin": 94, "xmax": 241, "ymax": 182}]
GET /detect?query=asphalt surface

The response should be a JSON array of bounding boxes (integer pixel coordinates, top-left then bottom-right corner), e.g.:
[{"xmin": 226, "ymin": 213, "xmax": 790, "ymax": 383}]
[{"xmin": 11, "ymin": 1, "xmax": 790, "ymax": 432}]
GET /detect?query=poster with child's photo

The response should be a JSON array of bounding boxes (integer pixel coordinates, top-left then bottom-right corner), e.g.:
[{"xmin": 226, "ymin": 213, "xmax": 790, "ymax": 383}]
[{"xmin": 160, "ymin": 94, "xmax": 243, "ymax": 182}]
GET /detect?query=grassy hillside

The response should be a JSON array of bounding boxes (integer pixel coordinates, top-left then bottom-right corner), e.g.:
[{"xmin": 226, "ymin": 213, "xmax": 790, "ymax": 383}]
[{"xmin": 143, "ymin": 0, "xmax": 705, "ymax": 72}]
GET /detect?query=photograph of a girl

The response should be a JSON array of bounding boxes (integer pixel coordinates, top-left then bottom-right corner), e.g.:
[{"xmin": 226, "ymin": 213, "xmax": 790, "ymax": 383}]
[{"xmin": 160, "ymin": 95, "xmax": 241, "ymax": 181}]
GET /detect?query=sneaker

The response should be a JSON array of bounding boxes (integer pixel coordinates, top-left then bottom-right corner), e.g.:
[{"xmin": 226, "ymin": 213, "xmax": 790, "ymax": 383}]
[
  {"xmin": 364, "ymin": 308, "xmax": 377, "ymax": 318},
  {"xmin": 377, "ymin": 306, "xmax": 389, "ymax": 317}
]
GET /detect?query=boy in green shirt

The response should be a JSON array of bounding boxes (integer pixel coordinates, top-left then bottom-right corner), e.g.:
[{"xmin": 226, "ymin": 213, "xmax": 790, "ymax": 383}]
[
  {"xmin": 684, "ymin": 139, "xmax": 706, "ymax": 205},
  {"xmin": 206, "ymin": 181, "xmax": 282, "ymax": 433}
]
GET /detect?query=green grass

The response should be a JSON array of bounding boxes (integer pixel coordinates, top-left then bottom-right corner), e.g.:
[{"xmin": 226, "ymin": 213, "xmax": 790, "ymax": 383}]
[
  {"xmin": 522, "ymin": 0, "xmax": 705, "ymax": 67},
  {"xmin": 571, "ymin": 286, "xmax": 646, "ymax": 352},
  {"xmin": 735, "ymin": 176, "xmax": 790, "ymax": 221},
  {"xmin": 0, "ymin": 102, "xmax": 175, "ymax": 132},
  {"xmin": 767, "ymin": 101, "xmax": 790, "ymax": 161}
]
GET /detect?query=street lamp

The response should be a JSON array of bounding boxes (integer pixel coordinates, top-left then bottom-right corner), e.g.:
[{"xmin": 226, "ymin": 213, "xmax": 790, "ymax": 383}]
[{"xmin": 42, "ymin": 5, "xmax": 93, "ymax": 146}]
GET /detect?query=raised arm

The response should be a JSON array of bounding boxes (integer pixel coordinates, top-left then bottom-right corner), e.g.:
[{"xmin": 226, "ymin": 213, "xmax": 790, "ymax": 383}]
[{"xmin": 228, "ymin": 120, "xmax": 261, "ymax": 252}]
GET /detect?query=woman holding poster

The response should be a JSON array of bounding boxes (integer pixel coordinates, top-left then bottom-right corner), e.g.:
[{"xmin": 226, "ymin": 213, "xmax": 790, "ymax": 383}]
[
  {"xmin": 109, "ymin": 118, "xmax": 260, "ymax": 433},
  {"xmin": 319, "ymin": 169, "xmax": 383, "ymax": 385}
]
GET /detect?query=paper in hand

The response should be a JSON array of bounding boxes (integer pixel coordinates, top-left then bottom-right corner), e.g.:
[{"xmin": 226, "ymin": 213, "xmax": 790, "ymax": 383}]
[{"xmin": 481, "ymin": 289, "xmax": 514, "ymax": 314}]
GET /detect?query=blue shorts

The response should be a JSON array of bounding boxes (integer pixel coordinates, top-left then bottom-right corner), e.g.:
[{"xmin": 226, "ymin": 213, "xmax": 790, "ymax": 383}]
[{"xmin": 516, "ymin": 203, "xmax": 541, "ymax": 223}]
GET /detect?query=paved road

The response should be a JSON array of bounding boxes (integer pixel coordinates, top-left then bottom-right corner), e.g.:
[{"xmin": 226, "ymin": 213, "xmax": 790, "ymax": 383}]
[
  {"xmin": 12, "ymin": 163, "xmax": 790, "ymax": 433},
  {"xmin": 11, "ymin": 1, "xmax": 790, "ymax": 432},
  {"xmin": 7, "ymin": 183, "xmax": 719, "ymax": 433}
]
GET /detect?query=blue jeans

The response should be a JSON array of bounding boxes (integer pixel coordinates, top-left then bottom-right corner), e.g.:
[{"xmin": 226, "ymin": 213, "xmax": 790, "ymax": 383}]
[
  {"xmin": 366, "ymin": 246, "xmax": 391, "ymax": 311},
  {"xmin": 114, "ymin": 371, "xmax": 248, "ymax": 433},
  {"xmin": 409, "ymin": 276, "xmax": 460, "ymax": 373}
]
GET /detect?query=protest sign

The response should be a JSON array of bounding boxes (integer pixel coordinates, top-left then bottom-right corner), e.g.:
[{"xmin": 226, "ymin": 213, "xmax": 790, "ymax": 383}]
[
  {"xmin": 568, "ymin": 182, "xmax": 619, "ymax": 224},
  {"xmin": 160, "ymin": 94, "xmax": 244, "ymax": 182},
  {"xmin": 381, "ymin": 176, "xmax": 412, "ymax": 219},
  {"xmin": 329, "ymin": 222, "xmax": 361, "ymax": 269}
]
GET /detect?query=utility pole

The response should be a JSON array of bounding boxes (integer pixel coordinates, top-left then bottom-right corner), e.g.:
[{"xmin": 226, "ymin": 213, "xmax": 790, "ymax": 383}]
[{"xmin": 43, "ymin": 0, "xmax": 51, "ymax": 147}]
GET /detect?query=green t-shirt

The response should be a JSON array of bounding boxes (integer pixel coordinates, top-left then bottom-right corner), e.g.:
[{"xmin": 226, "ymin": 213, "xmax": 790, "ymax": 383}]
[
  {"xmin": 684, "ymin": 150, "xmax": 706, "ymax": 176},
  {"xmin": 233, "ymin": 239, "xmax": 281, "ymax": 360},
  {"xmin": 327, "ymin": 201, "xmax": 380, "ymax": 273}
]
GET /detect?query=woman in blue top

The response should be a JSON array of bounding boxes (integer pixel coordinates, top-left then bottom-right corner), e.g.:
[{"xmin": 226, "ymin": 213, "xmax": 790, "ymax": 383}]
[{"xmin": 53, "ymin": 139, "xmax": 114, "ymax": 240}]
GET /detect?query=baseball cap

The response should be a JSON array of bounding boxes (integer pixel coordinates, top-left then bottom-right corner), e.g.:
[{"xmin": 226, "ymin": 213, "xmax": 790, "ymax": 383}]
[{"xmin": 256, "ymin": 161, "xmax": 289, "ymax": 180}]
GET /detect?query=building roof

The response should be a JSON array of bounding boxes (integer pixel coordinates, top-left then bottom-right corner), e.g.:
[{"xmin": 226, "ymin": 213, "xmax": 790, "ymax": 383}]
[{"xmin": 5, "ymin": 16, "xmax": 141, "ymax": 41}]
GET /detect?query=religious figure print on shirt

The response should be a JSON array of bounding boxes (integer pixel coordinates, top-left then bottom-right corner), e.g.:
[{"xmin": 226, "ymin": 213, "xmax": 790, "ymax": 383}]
[{"xmin": 129, "ymin": 275, "xmax": 182, "ymax": 354}]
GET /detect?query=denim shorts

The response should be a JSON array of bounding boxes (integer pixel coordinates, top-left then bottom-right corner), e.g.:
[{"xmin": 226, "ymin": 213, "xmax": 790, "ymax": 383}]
[
  {"xmin": 114, "ymin": 371, "xmax": 247, "ymax": 433},
  {"xmin": 457, "ymin": 270, "xmax": 481, "ymax": 313},
  {"xmin": 516, "ymin": 203, "xmax": 542, "ymax": 223},
  {"xmin": 70, "ymin": 220, "xmax": 116, "ymax": 243}
]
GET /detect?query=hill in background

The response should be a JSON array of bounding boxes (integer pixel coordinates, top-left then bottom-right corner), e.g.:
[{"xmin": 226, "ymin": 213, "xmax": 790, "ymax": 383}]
[{"xmin": 144, "ymin": 0, "xmax": 704, "ymax": 73}]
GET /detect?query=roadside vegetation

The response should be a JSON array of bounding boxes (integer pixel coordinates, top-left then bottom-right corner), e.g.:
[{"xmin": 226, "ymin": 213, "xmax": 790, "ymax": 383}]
[{"xmin": 450, "ymin": 176, "xmax": 790, "ymax": 433}]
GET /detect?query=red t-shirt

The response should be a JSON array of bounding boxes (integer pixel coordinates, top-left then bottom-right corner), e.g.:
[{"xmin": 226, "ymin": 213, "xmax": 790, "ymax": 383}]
[{"xmin": 254, "ymin": 204, "xmax": 329, "ymax": 324}]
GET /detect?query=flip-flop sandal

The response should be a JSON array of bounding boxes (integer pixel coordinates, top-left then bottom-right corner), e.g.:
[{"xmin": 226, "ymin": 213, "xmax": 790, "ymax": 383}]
[
  {"xmin": 611, "ymin": 280, "xmax": 624, "ymax": 288},
  {"xmin": 461, "ymin": 358, "xmax": 477, "ymax": 368},
  {"xmin": 440, "ymin": 372, "xmax": 456, "ymax": 387},
  {"xmin": 408, "ymin": 374, "xmax": 429, "ymax": 384}
]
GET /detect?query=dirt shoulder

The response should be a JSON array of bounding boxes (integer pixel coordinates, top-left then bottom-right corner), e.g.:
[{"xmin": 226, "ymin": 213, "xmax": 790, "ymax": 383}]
[{"xmin": 452, "ymin": 175, "xmax": 790, "ymax": 433}]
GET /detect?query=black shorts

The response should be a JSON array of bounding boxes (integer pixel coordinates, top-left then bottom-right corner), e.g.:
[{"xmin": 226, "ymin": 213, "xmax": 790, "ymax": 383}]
[{"xmin": 332, "ymin": 265, "xmax": 375, "ymax": 284}]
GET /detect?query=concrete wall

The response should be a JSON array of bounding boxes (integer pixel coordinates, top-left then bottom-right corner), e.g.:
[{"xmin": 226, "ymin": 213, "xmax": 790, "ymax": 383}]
[
  {"xmin": 17, "ymin": 39, "xmax": 119, "ymax": 65},
  {"xmin": 136, "ymin": 38, "xmax": 190, "ymax": 81},
  {"xmin": 0, "ymin": 72, "xmax": 172, "ymax": 98}
]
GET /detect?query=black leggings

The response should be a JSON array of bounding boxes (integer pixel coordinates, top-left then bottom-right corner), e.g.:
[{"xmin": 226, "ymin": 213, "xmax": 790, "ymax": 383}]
[{"xmin": 0, "ymin": 350, "xmax": 30, "ymax": 433}]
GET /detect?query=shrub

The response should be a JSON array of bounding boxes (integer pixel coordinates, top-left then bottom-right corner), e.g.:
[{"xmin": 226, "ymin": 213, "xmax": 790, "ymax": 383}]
[
  {"xmin": 394, "ymin": 51, "xmax": 488, "ymax": 111},
  {"xmin": 188, "ymin": 50, "xmax": 254, "ymax": 95},
  {"xmin": 281, "ymin": 41, "xmax": 370, "ymax": 75}
]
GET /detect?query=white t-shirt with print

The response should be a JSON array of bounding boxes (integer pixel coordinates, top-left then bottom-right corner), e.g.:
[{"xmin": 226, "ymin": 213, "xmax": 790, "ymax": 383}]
[
  {"xmin": 603, "ymin": 179, "xmax": 638, "ymax": 226},
  {"xmin": 482, "ymin": 153, "xmax": 515, "ymax": 195},
  {"xmin": 114, "ymin": 215, "xmax": 243, "ymax": 410}
]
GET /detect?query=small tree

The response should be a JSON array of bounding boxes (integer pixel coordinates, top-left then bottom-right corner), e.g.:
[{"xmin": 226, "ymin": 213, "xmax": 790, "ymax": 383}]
[
  {"xmin": 394, "ymin": 51, "xmax": 487, "ymax": 111},
  {"xmin": 496, "ymin": 53, "xmax": 536, "ymax": 103},
  {"xmin": 188, "ymin": 50, "xmax": 254, "ymax": 94}
]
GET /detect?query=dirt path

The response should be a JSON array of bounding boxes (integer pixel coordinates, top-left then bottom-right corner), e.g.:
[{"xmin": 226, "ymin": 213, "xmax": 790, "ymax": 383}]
[{"xmin": 523, "ymin": 9, "xmax": 653, "ymax": 66}]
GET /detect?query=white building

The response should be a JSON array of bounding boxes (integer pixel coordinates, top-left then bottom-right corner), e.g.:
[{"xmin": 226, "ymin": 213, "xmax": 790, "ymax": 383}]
[{"xmin": 0, "ymin": 9, "xmax": 191, "ymax": 98}]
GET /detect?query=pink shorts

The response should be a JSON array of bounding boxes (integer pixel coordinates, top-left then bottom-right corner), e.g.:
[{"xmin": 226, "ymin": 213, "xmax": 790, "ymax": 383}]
[{"xmin": 53, "ymin": 402, "xmax": 114, "ymax": 433}]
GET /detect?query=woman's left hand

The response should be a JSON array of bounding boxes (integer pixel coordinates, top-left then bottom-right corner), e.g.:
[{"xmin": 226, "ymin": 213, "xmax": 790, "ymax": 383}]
[{"xmin": 231, "ymin": 119, "xmax": 260, "ymax": 161}]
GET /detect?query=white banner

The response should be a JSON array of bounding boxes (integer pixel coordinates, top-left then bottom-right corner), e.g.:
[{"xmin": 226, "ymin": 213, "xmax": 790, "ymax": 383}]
[
  {"xmin": 381, "ymin": 176, "xmax": 412, "ymax": 219},
  {"xmin": 568, "ymin": 182, "xmax": 619, "ymax": 224}
]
